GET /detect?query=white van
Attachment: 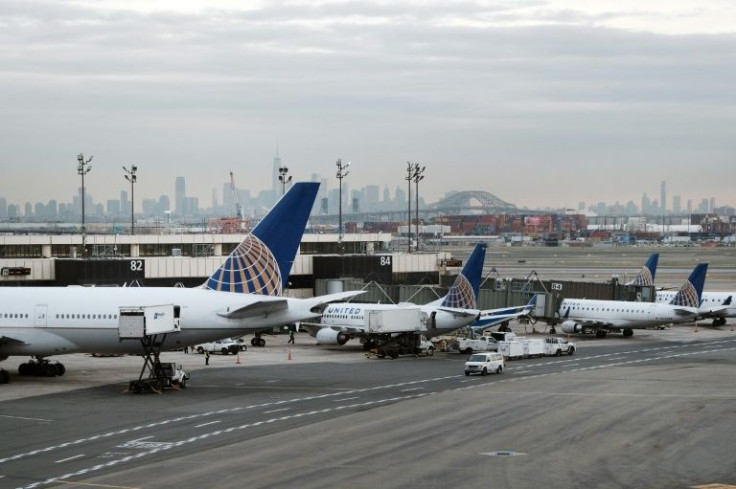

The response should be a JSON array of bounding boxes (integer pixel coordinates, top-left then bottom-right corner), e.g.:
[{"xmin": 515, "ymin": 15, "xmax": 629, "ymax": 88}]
[{"xmin": 464, "ymin": 352, "xmax": 505, "ymax": 376}]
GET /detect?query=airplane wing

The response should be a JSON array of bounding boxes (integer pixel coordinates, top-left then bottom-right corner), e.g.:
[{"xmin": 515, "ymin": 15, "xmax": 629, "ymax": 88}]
[
  {"xmin": 436, "ymin": 306, "xmax": 481, "ymax": 318},
  {"xmin": 473, "ymin": 295, "xmax": 538, "ymax": 328},
  {"xmin": 217, "ymin": 298, "xmax": 289, "ymax": 319},
  {"xmin": 217, "ymin": 291, "xmax": 366, "ymax": 320},
  {"xmin": 672, "ymin": 307, "xmax": 699, "ymax": 317}
]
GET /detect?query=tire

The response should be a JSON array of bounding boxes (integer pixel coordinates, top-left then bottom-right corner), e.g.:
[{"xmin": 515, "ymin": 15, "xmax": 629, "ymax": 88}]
[
  {"xmin": 0, "ymin": 370, "xmax": 9, "ymax": 384},
  {"xmin": 464, "ymin": 371, "xmax": 470, "ymax": 376},
  {"xmin": 221, "ymin": 348, "xmax": 229, "ymax": 355},
  {"xmin": 197, "ymin": 347, "xmax": 204, "ymax": 354},
  {"xmin": 555, "ymin": 349, "xmax": 561, "ymax": 357},
  {"xmin": 463, "ymin": 348, "xmax": 473, "ymax": 355},
  {"xmin": 481, "ymin": 367, "xmax": 488, "ymax": 376},
  {"xmin": 258, "ymin": 338, "xmax": 266, "ymax": 347},
  {"xmin": 496, "ymin": 366, "xmax": 503, "ymax": 374},
  {"xmin": 251, "ymin": 338, "xmax": 258, "ymax": 346},
  {"xmin": 427, "ymin": 348, "xmax": 434, "ymax": 357},
  {"xmin": 568, "ymin": 347, "xmax": 575, "ymax": 356},
  {"xmin": 55, "ymin": 363, "xmax": 66, "ymax": 376}
]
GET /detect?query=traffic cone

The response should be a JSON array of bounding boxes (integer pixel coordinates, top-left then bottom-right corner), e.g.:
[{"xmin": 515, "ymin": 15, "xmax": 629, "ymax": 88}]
[
  {"xmin": 287, "ymin": 349, "xmax": 292, "ymax": 360},
  {"xmin": 235, "ymin": 354, "xmax": 241, "ymax": 364}
]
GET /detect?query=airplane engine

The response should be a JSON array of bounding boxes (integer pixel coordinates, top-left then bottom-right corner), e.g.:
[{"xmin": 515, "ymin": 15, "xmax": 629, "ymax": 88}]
[
  {"xmin": 561, "ymin": 321, "xmax": 584, "ymax": 334},
  {"xmin": 315, "ymin": 328, "xmax": 350, "ymax": 346}
]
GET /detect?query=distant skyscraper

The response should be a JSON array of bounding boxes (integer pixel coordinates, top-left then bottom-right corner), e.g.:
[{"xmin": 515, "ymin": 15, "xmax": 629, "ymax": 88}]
[
  {"xmin": 272, "ymin": 149, "xmax": 282, "ymax": 196},
  {"xmin": 673, "ymin": 195, "xmax": 681, "ymax": 214},
  {"xmin": 660, "ymin": 180, "xmax": 667, "ymax": 213},
  {"xmin": 175, "ymin": 176, "xmax": 186, "ymax": 215}
]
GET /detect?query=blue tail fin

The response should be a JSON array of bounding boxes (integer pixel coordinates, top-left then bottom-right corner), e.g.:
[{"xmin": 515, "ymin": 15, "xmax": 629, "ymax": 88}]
[
  {"xmin": 205, "ymin": 182, "xmax": 320, "ymax": 295},
  {"xmin": 628, "ymin": 253, "xmax": 659, "ymax": 286},
  {"xmin": 669, "ymin": 263, "xmax": 708, "ymax": 307},
  {"xmin": 440, "ymin": 243, "xmax": 486, "ymax": 309}
]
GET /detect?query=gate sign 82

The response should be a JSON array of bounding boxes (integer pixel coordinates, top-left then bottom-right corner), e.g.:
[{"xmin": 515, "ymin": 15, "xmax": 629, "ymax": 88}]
[{"xmin": 130, "ymin": 260, "xmax": 144, "ymax": 273}]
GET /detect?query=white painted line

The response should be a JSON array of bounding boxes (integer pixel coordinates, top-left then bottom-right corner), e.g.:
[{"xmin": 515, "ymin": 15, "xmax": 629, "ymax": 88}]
[
  {"xmin": 264, "ymin": 408, "xmax": 290, "ymax": 414},
  {"xmin": 0, "ymin": 415, "xmax": 53, "ymax": 422},
  {"xmin": 400, "ymin": 387, "xmax": 424, "ymax": 392},
  {"xmin": 334, "ymin": 397, "xmax": 360, "ymax": 402},
  {"xmin": 194, "ymin": 421, "xmax": 221, "ymax": 428},
  {"xmin": 55, "ymin": 454, "xmax": 85, "ymax": 464}
]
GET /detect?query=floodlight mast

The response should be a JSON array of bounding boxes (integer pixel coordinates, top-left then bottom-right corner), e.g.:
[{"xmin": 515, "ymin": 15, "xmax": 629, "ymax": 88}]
[
  {"xmin": 77, "ymin": 153, "xmax": 93, "ymax": 256},
  {"xmin": 336, "ymin": 159, "xmax": 350, "ymax": 254},
  {"xmin": 278, "ymin": 166, "xmax": 292, "ymax": 196},
  {"xmin": 123, "ymin": 165, "xmax": 138, "ymax": 235}
]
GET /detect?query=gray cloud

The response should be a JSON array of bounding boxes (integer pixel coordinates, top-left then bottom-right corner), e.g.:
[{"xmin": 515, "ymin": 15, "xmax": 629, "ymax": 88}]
[{"xmin": 1, "ymin": 1, "xmax": 735, "ymax": 211}]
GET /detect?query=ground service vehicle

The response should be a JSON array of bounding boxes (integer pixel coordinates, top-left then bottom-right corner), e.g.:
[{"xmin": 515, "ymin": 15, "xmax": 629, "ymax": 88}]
[
  {"xmin": 464, "ymin": 352, "xmax": 505, "ymax": 376},
  {"xmin": 194, "ymin": 338, "xmax": 246, "ymax": 355},
  {"xmin": 456, "ymin": 336, "xmax": 498, "ymax": 354}
]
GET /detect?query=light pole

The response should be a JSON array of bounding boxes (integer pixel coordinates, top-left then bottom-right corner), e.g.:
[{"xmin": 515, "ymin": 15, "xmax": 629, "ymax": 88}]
[
  {"xmin": 278, "ymin": 166, "xmax": 292, "ymax": 196},
  {"xmin": 77, "ymin": 153, "xmax": 92, "ymax": 256},
  {"xmin": 405, "ymin": 162, "xmax": 413, "ymax": 253},
  {"xmin": 412, "ymin": 164, "xmax": 425, "ymax": 252},
  {"xmin": 336, "ymin": 158, "xmax": 350, "ymax": 254},
  {"xmin": 123, "ymin": 165, "xmax": 137, "ymax": 235}
]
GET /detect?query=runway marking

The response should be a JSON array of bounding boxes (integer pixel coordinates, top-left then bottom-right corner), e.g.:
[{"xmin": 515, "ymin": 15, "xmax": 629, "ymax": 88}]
[
  {"xmin": 14, "ymin": 393, "xmax": 431, "ymax": 489},
  {"xmin": 55, "ymin": 454, "xmax": 85, "ymax": 464},
  {"xmin": 55, "ymin": 482, "xmax": 140, "ymax": 488},
  {"xmin": 3, "ymin": 341, "xmax": 734, "ymax": 469},
  {"xmin": 194, "ymin": 421, "xmax": 221, "ymax": 428},
  {"xmin": 333, "ymin": 397, "xmax": 360, "ymax": 402},
  {"xmin": 0, "ymin": 415, "xmax": 53, "ymax": 422},
  {"xmin": 263, "ymin": 408, "xmax": 290, "ymax": 414}
]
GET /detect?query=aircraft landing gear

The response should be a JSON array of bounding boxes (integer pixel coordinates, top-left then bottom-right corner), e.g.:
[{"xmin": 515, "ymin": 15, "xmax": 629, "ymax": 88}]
[
  {"xmin": 18, "ymin": 357, "xmax": 66, "ymax": 377},
  {"xmin": 712, "ymin": 318, "xmax": 727, "ymax": 327},
  {"xmin": 250, "ymin": 334, "xmax": 266, "ymax": 347}
]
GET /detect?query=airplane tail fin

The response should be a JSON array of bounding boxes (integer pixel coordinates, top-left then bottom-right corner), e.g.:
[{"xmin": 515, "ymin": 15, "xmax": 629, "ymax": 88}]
[
  {"xmin": 205, "ymin": 182, "xmax": 320, "ymax": 295},
  {"xmin": 627, "ymin": 253, "xmax": 659, "ymax": 286},
  {"xmin": 668, "ymin": 263, "xmax": 708, "ymax": 308},
  {"xmin": 440, "ymin": 243, "xmax": 486, "ymax": 309}
]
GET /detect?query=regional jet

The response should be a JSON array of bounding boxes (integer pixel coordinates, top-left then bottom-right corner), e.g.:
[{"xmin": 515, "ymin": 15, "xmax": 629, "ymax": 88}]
[{"xmin": 558, "ymin": 263, "xmax": 707, "ymax": 337}]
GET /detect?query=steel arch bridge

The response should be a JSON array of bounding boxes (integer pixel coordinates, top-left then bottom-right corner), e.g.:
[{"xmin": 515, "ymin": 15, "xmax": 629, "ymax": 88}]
[{"xmin": 429, "ymin": 190, "xmax": 517, "ymax": 214}]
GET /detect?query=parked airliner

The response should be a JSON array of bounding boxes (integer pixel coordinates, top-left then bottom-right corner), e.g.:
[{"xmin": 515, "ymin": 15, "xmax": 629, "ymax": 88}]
[
  {"xmin": 302, "ymin": 244, "xmax": 535, "ymax": 348},
  {"xmin": 558, "ymin": 263, "xmax": 707, "ymax": 337},
  {"xmin": 624, "ymin": 252, "xmax": 733, "ymax": 326},
  {"xmin": 0, "ymin": 182, "xmax": 361, "ymax": 383}
]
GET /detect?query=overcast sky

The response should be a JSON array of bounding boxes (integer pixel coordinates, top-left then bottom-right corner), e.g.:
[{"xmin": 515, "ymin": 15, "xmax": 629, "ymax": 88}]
[{"xmin": 2, "ymin": 0, "xmax": 735, "ymax": 211}]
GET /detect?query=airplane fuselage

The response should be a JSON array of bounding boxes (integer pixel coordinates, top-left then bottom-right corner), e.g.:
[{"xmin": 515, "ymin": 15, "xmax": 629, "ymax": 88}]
[
  {"xmin": 559, "ymin": 298, "xmax": 696, "ymax": 330},
  {"xmin": 0, "ymin": 287, "xmax": 318, "ymax": 359},
  {"xmin": 656, "ymin": 291, "xmax": 735, "ymax": 318}
]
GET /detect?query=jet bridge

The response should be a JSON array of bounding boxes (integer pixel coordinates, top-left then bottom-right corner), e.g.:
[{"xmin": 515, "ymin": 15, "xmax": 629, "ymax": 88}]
[{"xmin": 119, "ymin": 304, "xmax": 183, "ymax": 393}]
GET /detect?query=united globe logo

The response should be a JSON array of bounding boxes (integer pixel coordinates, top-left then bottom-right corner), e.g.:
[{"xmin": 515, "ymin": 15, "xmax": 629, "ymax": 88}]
[
  {"xmin": 205, "ymin": 235, "xmax": 282, "ymax": 295},
  {"xmin": 442, "ymin": 274, "xmax": 476, "ymax": 309}
]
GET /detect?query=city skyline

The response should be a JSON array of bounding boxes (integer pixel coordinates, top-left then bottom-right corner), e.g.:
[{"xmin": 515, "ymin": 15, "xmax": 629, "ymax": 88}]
[
  {"xmin": 0, "ymin": 169, "xmax": 728, "ymax": 221},
  {"xmin": 2, "ymin": 2, "xmax": 735, "ymax": 209}
]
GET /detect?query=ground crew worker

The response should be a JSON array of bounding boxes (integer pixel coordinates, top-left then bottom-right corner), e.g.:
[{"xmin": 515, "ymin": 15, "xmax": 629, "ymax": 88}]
[
  {"xmin": 288, "ymin": 330, "xmax": 295, "ymax": 344},
  {"xmin": 204, "ymin": 350, "xmax": 210, "ymax": 366}
]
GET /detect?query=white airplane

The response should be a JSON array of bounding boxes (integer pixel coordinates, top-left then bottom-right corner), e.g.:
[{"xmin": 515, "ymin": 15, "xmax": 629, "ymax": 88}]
[
  {"xmin": 558, "ymin": 263, "xmax": 707, "ymax": 338},
  {"xmin": 0, "ymin": 182, "xmax": 361, "ymax": 383},
  {"xmin": 626, "ymin": 253, "xmax": 733, "ymax": 326},
  {"xmin": 302, "ymin": 244, "xmax": 535, "ymax": 349}
]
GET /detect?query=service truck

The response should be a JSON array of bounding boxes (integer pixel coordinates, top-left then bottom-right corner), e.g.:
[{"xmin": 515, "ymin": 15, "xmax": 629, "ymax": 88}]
[
  {"xmin": 497, "ymin": 335, "xmax": 576, "ymax": 359},
  {"xmin": 456, "ymin": 336, "xmax": 498, "ymax": 354}
]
